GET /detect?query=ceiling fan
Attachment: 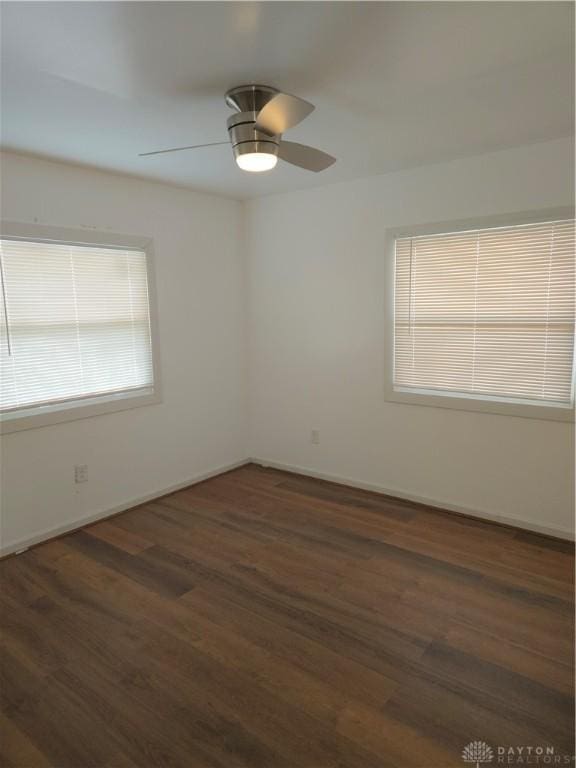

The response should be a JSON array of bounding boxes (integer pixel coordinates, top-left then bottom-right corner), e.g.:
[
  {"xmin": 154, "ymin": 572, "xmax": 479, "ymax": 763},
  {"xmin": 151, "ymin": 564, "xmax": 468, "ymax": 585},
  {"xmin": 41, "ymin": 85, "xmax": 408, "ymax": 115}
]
[{"xmin": 139, "ymin": 84, "xmax": 336, "ymax": 173}]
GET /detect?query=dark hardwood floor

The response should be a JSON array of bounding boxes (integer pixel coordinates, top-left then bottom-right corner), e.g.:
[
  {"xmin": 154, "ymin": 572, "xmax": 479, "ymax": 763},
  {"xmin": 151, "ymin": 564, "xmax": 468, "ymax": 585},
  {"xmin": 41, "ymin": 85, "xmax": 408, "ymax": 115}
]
[{"xmin": 1, "ymin": 463, "xmax": 574, "ymax": 768}]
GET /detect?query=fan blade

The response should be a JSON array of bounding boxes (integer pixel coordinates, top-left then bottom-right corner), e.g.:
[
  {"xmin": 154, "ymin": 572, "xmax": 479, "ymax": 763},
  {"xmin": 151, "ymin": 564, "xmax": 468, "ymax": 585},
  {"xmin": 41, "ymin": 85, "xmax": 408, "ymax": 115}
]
[
  {"xmin": 139, "ymin": 141, "xmax": 228, "ymax": 157},
  {"xmin": 278, "ymin": 141, "xmax": 336, "ymax": 172},
  {"xmin": 255, "ymin": 93, "xmax": 314, "ymax": 136}
]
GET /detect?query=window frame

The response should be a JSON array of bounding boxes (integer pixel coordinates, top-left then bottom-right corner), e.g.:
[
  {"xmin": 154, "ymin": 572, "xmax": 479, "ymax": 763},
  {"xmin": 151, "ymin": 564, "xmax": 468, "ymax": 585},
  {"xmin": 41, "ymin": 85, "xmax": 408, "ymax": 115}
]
[
  {"xmin": 383, "ymin": 207, "xmax": 576, "ymax": 422},
  {"xmin": 0, "ymin": 222, "xmax": 162, "ymax": 434}
]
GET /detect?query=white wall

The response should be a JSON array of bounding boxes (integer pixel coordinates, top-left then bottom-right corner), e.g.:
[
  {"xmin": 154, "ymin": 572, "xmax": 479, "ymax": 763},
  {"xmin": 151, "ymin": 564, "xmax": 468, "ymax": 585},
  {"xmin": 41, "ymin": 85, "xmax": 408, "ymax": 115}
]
[
  {"xmin": 0, "ymin": 152, "xmax": 248, "ymax": 552},
  {"xmin": 2, "ymin": 140, "xmax": 574, "ymax": 550},
  {"xmin": 246, "ymin": 138, "xmax": 575, "ymax": 538}
]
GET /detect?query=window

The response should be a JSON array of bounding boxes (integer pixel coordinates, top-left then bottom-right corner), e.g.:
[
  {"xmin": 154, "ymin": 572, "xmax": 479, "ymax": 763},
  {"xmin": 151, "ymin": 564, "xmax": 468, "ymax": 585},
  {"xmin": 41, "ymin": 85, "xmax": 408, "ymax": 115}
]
[
  {"xmin": 0, "ymin": 228, "xmax": 159, "ymax": 432},
  {"xmin": 387, "ymin": 215, "xmax": 575, "ymax": 420}
]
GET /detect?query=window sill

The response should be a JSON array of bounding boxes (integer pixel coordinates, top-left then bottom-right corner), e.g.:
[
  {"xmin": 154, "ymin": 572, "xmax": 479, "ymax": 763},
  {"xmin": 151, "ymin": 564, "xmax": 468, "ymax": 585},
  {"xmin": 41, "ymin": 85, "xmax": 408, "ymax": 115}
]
[
  {"xmin": 0, "ymin": 388, "xmax": 161, "ymax": 434},
  {"xmin": 384, "ymin": 385, "xmax": 575, "ymax": 422}
]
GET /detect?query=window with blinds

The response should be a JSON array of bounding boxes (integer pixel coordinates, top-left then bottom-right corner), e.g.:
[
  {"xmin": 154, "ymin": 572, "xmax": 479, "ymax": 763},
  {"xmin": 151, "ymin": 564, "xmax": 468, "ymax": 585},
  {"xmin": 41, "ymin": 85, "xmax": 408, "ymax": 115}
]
[
  {"xmin": 394, "ymin": 219, "xmax": 575, "ymax": 408},
  {"xmin": 0, "ymin": 238, "xmax": 155, "ymax": 416}
]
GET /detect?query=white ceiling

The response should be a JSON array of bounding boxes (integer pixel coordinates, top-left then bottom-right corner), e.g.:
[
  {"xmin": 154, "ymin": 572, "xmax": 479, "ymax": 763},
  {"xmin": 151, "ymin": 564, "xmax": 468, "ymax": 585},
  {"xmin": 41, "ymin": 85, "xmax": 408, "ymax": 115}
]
[{"xmin": 1, "ymin": 1, "xmax": 574, "ymax": 199}]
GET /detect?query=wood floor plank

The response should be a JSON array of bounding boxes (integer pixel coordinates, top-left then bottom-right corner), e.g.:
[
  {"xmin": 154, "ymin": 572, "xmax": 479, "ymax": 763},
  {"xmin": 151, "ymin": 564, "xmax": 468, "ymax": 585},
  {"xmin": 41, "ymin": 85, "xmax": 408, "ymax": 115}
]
[
  {"xmin": 65, "ymin": 530, "xmax": 196, "ymax": 598},
  {"xmin": 441, "ymin": 622, "xmax": 574, "ymax": 695},
  {"xmin": 1, "ymin": 463, "xmax": 573, "ymax": 767},
  {"xmin": 86, "ymin": 520, "xmax": 153, "ymax": 555},
  {"xmin": 182, "ymin": 584, "xmax": 400, "ymax": 712},
  {"xmin": 0, "ymin": 712, "xmax": 54, "ymax": 768},
  {"xmin": 181, "ymin": 584, "xmax": 399, "ymax": 722},
  {"xmin": 49, "ymin": 654, "xmax": 226, "ymax": 768},
  {"xmin": 337, "ymin": 700, "xmax": 459, "ymax": 768},
  {"xmin": 0, "ymin": 592, "xmax": 77, "ymax": 676},
  {"xmin": 134, "ymin": 627, "xmax": 390, "ymax": 768},
  {"xmin": 275, "ymin": 475, "xmax": 419, "ymax": 523},
  {"xmin": 1, "ymin": 657, "xmax": 120, "ymax": 768}
]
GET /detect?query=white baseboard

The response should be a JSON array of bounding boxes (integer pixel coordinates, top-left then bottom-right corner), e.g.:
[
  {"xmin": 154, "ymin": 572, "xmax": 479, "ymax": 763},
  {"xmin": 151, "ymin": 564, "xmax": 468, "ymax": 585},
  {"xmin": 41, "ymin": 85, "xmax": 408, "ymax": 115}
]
[
  {"xmin": 3, "ymin": 455, "xmax": 573, "ymax": 557},
  {"xmin": 251, "ymin": 457, "xmax": 575, "ymax": 542},
  {"xmin": 0, "ymin": 458, "xmax": 250, "ymax": 558}
]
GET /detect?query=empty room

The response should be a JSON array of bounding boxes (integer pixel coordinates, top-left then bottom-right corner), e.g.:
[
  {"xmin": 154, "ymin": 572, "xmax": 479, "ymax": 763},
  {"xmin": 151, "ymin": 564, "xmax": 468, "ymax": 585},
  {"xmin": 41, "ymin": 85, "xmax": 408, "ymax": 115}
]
[{"xmin": 0, "ymin": 2, "xmax": 574, "ymax": 767}]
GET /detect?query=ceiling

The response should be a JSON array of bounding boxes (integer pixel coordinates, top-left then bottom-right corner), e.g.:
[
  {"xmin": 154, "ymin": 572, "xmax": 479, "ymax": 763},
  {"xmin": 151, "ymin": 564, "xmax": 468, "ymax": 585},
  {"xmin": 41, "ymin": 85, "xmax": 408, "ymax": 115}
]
[{"xmin": 1, "ymin": 1, "xmax": 574, "ymax": 199}]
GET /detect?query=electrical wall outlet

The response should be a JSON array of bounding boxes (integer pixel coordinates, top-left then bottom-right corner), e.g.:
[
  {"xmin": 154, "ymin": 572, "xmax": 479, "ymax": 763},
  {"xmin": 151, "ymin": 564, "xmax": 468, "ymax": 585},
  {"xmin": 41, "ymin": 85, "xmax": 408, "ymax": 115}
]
[
  {"xmin": 74, "ymin": 464, "xmax": 88, "ymax": 484},
  {"xmin": 311, "ymin": 429, "xmax": 320, "ymax": 445}
]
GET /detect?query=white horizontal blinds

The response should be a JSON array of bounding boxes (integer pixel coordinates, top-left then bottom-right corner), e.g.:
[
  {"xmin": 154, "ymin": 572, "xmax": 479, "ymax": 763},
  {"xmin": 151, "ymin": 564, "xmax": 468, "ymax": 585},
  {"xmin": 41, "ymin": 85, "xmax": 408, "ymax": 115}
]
[
  {"xmin": 0, "ymin": 239, "xmax": 154, "ymax": 413},
  {"xmin": 0, "ymin": 256, "xmax": 17, "ymax": 408},
  {"xmin": 394, "ymin": 219, "xmax": 576, "ymax": 405}
]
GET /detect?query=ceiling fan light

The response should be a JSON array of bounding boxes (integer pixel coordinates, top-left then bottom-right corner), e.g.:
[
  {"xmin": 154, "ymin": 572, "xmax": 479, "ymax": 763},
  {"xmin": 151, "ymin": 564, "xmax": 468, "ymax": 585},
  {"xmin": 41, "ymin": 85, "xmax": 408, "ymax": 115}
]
[{"xmin": 236, "ymin": 152, "xmax": 278, "ymax": 173}]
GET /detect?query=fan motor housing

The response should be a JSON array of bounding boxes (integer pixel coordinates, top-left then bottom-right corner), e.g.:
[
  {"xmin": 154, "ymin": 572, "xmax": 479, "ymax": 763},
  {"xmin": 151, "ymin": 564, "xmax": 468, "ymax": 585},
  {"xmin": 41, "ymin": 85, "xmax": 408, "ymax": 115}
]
[
  {"xmin": 227, "ymin": 112, "xmax": 280, "ymax": 160},
  {"xmin": 225, "ymin": 85, "xmax": 280, "ymax": 162},
  {"xmin": 225, "ymin": 84, "xmax": 278, "ymax": 113}
]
